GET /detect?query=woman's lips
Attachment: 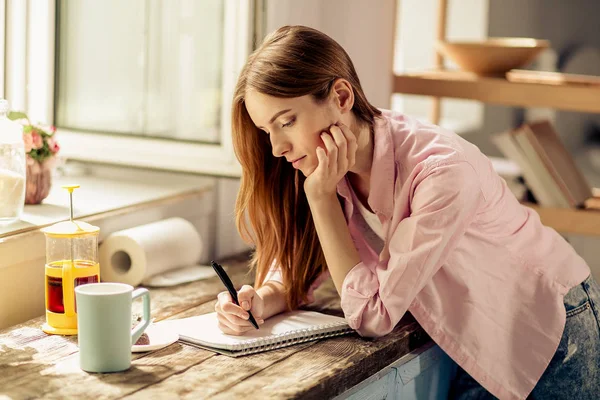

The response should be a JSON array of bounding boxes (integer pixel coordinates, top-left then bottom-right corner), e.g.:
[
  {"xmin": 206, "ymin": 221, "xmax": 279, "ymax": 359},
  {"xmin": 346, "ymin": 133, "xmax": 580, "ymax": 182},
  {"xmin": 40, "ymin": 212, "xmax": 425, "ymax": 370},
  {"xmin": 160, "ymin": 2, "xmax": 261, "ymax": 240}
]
[{"xmin": 292, "ymin": 156, "xmax": 306, "ymax": 169}]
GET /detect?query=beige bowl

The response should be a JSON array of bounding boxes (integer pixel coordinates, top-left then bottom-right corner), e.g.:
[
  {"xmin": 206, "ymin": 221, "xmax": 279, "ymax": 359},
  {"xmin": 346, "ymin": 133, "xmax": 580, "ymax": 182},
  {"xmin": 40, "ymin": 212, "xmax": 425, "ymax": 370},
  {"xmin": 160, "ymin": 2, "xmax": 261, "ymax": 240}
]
[{"xmin": 436, "ymin": 38, "xmax": 550, "ymax": 76}]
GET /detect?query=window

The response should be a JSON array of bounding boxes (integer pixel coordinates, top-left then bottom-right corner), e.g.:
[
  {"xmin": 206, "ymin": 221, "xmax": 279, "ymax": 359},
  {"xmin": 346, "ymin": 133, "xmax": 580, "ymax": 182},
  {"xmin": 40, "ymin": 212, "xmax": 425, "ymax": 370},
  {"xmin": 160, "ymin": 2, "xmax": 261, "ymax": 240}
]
[
  {"xmin": 5, "ymin": 0, "xmax": 259, "ymax": 177},
  {"xmin": 56, "ymin": 0, "xmax": 225, "ymax": 143}
]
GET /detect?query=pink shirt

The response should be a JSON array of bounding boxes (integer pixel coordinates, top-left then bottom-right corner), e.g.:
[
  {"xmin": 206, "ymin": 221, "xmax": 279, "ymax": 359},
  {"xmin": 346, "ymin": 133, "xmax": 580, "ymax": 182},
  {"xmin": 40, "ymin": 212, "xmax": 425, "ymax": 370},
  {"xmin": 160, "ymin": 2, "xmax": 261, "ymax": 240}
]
[{"xmin": 267, "ymin": 110, "xmax": 590, "ymax": 400}]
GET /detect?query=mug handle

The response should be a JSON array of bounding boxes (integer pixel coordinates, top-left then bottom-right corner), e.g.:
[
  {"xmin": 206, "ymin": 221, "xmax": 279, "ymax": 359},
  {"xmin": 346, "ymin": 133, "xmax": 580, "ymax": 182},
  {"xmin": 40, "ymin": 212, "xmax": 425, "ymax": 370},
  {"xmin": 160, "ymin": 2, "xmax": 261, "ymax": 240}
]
[{"xmin": 131, "ymin": 288, "xmax": 151, "ymax": 345}]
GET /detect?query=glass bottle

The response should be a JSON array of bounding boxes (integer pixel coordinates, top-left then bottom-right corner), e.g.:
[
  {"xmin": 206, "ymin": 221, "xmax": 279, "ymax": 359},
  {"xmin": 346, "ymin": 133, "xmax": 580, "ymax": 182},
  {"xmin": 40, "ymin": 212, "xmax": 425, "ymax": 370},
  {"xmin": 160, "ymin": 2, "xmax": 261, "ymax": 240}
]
[{"xmin": 0, "ymin": 99, "xmax": 26, "ymax": 225}]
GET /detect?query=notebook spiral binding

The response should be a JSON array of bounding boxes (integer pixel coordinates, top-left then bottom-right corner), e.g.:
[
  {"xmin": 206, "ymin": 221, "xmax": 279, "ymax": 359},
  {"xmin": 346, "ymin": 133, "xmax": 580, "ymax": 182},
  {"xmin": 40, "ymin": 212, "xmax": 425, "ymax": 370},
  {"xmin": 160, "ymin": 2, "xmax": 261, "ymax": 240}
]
[{"xmin": 234, "ymin": 321, "xmax": 352, "ymax": 355}]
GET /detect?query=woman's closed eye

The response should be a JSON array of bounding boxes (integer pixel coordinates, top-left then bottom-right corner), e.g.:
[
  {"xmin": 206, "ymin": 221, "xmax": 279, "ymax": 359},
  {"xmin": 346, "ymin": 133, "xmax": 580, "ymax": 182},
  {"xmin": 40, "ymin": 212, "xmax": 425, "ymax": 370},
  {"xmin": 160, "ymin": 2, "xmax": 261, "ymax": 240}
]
[{"xmin": 282, "ymin": 117, "xmax": 296, "ymax": 128}]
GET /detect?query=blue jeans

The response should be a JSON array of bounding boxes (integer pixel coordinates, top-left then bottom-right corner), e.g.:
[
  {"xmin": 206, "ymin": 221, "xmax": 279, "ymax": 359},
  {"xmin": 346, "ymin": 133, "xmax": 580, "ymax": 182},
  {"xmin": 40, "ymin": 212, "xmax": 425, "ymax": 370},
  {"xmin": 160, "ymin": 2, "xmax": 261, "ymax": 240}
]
[{"xmin": 448, "ymin": 274, "xmax": 600, "ymax": 400}]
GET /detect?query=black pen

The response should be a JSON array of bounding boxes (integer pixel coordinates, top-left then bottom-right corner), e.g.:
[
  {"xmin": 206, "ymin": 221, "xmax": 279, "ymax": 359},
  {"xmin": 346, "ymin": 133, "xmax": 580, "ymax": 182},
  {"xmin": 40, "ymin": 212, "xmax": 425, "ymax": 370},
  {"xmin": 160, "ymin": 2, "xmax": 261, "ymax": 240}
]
[{"xmin": 211, "ymin": 260, "xmax": 259, "ymax": 329}]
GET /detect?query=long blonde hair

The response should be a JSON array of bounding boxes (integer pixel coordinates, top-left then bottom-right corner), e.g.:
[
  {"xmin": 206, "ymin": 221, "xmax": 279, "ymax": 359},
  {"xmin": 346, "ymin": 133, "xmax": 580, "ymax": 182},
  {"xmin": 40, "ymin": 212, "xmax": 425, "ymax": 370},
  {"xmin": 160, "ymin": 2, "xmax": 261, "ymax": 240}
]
[{"xmin": 232, "ymin": 25, "xmax": 381, "ymax": 309}]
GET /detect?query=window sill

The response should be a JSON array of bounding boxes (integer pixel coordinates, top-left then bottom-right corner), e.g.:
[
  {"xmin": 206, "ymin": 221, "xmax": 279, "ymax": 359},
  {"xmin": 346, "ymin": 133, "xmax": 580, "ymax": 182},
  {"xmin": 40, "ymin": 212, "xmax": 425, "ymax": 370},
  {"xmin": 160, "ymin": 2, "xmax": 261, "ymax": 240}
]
[
  {"xmin": 57, "ymin": 129, "xmax": 242, "ymax": 177},
  {"xmin": 0, "ymin": 162, "xmax": 215, "ymax": 239}
]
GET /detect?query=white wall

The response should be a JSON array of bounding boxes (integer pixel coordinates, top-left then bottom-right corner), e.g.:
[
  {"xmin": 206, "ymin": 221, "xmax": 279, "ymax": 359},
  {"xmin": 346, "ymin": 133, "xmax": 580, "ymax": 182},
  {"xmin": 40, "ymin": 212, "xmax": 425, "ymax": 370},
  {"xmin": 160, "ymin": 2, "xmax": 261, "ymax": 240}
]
[{"xmin": 265, "ymin": 0, "xmax": 396, "ymax": 109}]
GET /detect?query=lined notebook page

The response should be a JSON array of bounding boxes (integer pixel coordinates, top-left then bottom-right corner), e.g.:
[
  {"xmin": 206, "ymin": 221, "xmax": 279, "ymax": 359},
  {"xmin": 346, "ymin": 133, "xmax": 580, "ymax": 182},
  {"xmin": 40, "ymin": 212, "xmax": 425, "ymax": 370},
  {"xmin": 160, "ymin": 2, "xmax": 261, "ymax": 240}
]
[{"xmin": 158, "ymin": 310, "xmax": 351, "ymax": 352}]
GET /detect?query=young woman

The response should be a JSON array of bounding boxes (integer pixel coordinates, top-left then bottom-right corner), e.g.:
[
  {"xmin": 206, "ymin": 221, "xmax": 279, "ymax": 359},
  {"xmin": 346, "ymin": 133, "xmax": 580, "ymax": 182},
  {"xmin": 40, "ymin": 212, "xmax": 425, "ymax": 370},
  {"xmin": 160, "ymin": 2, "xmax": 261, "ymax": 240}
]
[{"xmin": 215, "ymin": 25, "xmax": 600, "ymax": 399}]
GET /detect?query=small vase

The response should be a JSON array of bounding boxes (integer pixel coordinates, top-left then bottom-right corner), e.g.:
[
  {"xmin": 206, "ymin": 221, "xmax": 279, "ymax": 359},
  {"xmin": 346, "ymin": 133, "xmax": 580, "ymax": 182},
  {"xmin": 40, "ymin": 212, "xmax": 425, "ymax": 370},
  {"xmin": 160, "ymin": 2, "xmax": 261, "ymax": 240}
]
[{"xmin": 25, "ymin": 158, "xmax": 53, "ymax": 204}]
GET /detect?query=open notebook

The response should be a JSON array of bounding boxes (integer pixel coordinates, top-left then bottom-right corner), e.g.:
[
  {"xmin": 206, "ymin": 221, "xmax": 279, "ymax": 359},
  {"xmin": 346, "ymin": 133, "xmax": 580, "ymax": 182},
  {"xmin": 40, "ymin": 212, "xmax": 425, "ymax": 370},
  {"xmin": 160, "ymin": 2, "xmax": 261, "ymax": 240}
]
[{"xmin": 157, "ymin": 310, "xmax": 353, "ymax": 357}]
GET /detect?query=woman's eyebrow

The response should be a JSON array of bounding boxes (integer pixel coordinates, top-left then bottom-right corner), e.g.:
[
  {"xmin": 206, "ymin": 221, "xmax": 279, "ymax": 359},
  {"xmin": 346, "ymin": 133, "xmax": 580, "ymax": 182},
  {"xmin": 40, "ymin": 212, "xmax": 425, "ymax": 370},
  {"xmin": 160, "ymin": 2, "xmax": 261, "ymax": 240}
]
[{"xmin": 257, "ymin": 109, "xmax": 292, "ymax": 129}]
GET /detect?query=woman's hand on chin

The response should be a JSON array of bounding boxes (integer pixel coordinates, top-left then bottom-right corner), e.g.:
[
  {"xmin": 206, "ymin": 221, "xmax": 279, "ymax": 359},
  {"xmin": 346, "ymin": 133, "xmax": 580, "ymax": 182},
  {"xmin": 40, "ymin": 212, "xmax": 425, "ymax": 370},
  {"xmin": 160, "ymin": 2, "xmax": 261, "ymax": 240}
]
[{"xmin": 304, "ymin": 121, "xmax": 357, "ymax": 202}]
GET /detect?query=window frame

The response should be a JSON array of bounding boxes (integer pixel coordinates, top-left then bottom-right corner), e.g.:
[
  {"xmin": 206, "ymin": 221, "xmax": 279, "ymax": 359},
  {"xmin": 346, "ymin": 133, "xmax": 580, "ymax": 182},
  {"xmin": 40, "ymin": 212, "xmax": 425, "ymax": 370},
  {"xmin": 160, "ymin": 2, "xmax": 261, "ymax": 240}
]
[{"xmin": 7, "ymin": 0, "xmax": 258, "ymax": 177}]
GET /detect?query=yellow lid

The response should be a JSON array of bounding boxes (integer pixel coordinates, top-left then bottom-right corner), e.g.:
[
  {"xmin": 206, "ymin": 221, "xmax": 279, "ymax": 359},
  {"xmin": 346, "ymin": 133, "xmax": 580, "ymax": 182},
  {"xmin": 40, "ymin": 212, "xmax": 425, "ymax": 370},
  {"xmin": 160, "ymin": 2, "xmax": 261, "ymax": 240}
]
[
  {"xmin": 40, "ymin": 185, "xmax": 100, "ymax": 237},
  {"xmin": 41, "ymin": 220, "xmax": 99, "ymax": 238},
  {"xmin": 62, "ymin": 184, "xmax": 80, "ymax": 192}
]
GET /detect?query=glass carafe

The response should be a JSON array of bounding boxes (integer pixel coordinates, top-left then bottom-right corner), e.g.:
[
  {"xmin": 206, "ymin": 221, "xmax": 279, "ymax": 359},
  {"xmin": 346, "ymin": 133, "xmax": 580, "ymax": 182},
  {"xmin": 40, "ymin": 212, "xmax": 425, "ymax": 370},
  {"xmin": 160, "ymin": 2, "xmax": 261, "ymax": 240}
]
[
  {"xmin": 41, "ymin": 186, "xmax": 101, "ymax": 335},
  {"xmin": 45, "ymin": 232, "xmax": 100, "ymax": 314}
]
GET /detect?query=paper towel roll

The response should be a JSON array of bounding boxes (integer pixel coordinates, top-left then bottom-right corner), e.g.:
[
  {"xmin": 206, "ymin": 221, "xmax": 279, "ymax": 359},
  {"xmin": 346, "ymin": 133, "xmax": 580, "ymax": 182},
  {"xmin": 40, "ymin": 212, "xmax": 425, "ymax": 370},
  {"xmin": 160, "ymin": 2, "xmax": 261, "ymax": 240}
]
[{"xmin": 100, "ymin": 218, "xmax": 203, "ymax": 286}]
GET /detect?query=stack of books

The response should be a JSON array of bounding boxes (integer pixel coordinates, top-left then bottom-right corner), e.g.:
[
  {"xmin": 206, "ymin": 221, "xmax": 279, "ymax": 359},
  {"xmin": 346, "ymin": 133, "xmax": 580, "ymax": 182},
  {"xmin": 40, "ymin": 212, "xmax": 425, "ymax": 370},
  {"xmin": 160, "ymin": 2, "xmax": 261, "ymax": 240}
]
[{"xmin": 492, "ymin": 120, "xmax": 593, "ymax": 208}]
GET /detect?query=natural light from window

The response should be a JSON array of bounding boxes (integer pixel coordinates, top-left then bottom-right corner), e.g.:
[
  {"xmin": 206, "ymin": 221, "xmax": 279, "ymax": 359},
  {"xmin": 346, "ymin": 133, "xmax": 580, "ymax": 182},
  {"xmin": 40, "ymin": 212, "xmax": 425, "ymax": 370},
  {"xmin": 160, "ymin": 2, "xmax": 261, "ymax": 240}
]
[{"xmin": 55, "ymin": 0, "xmax": 225, "ymax": 144}]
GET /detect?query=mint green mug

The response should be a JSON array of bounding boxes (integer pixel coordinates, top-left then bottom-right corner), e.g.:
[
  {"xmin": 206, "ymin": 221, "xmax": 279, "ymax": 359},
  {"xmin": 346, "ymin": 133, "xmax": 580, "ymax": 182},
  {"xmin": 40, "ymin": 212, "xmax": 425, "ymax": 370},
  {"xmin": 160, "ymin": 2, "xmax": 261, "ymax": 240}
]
[{"xmin": 75, "ymin": 282, "xmax": 151, "ymax": 373}]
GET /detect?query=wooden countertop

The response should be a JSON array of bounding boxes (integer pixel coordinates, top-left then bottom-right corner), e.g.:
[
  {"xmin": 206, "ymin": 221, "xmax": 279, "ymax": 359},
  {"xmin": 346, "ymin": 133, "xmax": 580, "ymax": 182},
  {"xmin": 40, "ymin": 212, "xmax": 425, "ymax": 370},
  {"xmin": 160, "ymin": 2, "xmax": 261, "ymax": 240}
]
[{"xmin": 0, "ymin": 253, "xmax": 430, "ymax": 399}]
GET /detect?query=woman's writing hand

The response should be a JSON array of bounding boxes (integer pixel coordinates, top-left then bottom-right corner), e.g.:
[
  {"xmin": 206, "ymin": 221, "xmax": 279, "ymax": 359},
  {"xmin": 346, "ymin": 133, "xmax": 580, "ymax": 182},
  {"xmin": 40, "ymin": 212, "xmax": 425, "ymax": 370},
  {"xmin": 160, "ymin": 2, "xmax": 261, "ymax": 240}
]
[
  {"xmin": 215, "ymin": 285, "xmax": 265, "ymax": 335},
  {"xmin": 304, "ymin": 122, "xmax": 358, "ymax": 201}
]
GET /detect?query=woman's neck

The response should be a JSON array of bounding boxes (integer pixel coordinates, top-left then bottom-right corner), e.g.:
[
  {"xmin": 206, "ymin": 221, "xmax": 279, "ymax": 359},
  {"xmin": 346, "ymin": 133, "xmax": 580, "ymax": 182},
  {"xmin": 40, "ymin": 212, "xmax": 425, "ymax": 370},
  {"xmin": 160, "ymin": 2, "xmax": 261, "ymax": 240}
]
[{"xmin": 348, "ymin": 120, "xmax": 374, "ymax": 203}]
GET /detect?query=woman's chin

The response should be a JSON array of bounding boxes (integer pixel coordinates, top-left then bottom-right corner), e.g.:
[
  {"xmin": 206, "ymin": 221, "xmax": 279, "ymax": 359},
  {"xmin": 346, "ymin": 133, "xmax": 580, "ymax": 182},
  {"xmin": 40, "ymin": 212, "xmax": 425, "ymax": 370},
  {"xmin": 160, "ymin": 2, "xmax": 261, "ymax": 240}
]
[{"xmin": 301, "ymin": 165, "xmax": 316, "ymax": 177}]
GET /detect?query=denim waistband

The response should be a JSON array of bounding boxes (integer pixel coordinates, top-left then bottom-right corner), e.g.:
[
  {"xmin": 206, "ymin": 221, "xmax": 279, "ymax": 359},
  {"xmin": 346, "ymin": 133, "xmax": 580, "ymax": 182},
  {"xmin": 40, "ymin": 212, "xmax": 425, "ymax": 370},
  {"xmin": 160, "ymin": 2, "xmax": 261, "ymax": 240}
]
[{"xmin": 564, "ymin": 274, "xmax": 599, "ymax": 313}]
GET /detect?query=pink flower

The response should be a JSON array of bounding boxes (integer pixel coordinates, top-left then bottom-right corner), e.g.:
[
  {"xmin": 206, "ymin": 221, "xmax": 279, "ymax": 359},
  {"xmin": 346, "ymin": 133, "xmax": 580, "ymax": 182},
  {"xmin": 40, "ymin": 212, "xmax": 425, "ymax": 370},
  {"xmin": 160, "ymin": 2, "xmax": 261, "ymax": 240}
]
[
  {"xmin": 23, "ymin": 133, "xmax": 34, "ymax": 153},
  {"xmin": 47, "ymin": 136, "xmax": 60, "ymax": 154},
  {"xmin": 31, "ymin": 132, "xmax": 43, "ymax": 149}
]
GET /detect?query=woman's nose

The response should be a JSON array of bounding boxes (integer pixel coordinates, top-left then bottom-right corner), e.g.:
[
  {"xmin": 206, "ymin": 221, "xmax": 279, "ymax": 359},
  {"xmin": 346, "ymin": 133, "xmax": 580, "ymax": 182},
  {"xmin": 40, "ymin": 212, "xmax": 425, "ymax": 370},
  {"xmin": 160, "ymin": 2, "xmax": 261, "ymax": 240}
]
[{"xmin": 270, "ymin": 134, "xmax": 291, "ymax": 158}]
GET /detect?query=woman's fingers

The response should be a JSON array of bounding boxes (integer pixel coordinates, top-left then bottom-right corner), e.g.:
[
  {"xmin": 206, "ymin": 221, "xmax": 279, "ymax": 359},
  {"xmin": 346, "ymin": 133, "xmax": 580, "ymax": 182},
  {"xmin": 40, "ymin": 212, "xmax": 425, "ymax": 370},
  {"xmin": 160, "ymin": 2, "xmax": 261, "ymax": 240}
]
[
  {"xmin": 217, "ymin": 291, "xmax": 232, "ymax": 306},
  {"xmin": 315, "ymin": 146, "xmax": 328, "ymax": 173},
  {"xmin": 325, "ymin": 122, "xmax": 356, "ymax": 174},
  {"xmin": 216, "ymin": 291, "xmax": 247, "ymax": 317},
  {"xmin": 320, "ymin": 132, "xmax": 338, "ymax": 175},
  {"xmin": 216, "ymin": 313, "xmax": 255, "ymax": 335},
  {"xmin": 335, "ymin": 122, "xmax": 357, "ymax": 168},
  {"xmin": 237, "ymin": 285, "xmax": 255, "ymax": 311},
  {"xmin": 321, "ymin": 132, "xmax": 337, "ymax": 156},
  {"xmin": 329, "ymin": 124, "xmax": 348, "ymax": 171},
  {"xmin": 216, "ymin": 308, "xmax": 254, "ymax": 328},
  {"xmin": 215, "ymin": 306, "xmax": 265, "ymax": 335},
  {"xmin": 214, "ymin": 289, "xmax": 266, "ymax": 335},
  {"xmin": 215, "ymin": 290, "xmax": 250, "ymax": 322}
]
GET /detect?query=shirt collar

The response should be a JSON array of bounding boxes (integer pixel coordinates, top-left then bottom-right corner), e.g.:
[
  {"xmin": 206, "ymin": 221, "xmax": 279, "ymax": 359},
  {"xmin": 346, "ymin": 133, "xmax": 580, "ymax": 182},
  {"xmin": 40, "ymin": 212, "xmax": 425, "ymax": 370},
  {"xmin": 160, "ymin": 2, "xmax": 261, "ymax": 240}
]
[{"xmin": 337, "ymin": 115, "xmax": 395, "ymax": 219}]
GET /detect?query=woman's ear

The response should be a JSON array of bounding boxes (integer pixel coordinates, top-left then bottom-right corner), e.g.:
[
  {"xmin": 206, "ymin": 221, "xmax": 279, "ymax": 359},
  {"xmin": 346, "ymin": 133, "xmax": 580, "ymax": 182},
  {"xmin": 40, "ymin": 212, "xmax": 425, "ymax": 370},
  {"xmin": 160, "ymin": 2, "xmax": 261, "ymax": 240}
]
[{"xmin": 331, "ymin": 78, "xmax": 354, "ymax": 114}]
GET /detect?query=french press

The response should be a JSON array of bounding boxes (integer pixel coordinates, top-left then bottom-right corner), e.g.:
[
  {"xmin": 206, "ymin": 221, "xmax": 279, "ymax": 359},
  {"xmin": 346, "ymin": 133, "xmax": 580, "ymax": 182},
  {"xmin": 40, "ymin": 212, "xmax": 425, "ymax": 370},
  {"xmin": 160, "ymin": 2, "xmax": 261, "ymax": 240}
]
[{"xmin": 41, "ymin": 185, "xmax": 100, "ymax": 335}]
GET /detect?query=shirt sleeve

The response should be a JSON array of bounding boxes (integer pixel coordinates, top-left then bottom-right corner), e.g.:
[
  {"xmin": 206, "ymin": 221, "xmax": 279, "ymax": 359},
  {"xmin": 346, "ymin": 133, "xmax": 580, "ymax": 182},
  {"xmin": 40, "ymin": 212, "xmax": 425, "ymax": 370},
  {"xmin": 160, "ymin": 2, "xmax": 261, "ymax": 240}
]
[{"xmin": 340, "ymin": 161, "xmax": 483, "ymax": 337}]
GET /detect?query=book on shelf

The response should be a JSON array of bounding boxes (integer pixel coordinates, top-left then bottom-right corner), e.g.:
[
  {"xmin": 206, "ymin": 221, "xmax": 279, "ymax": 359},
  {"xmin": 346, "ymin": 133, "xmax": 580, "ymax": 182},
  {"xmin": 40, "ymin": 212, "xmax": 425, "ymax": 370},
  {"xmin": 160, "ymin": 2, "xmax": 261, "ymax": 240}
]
[
  {"xmin": 584, "ymin": 188, "xmax": 600, "ymax": 211},
  {"xmin": 491, "ymin": 126, "xmax": 567, "ymax": 207},
  {"xmin": 492, "ymin": 120, "xmax": 592, "ymax": 208},
  {"xmin": 521, "ymin": 121, "xmax": 592, "ymax": 207}
]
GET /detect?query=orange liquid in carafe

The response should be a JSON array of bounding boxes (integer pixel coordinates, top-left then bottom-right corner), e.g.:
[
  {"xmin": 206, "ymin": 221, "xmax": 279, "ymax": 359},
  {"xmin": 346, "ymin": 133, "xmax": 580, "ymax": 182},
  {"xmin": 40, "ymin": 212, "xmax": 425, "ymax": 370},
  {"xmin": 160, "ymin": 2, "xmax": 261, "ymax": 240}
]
[{"xmin": 46, "ymin": 261, "xmax": 99, "ymax": 314}]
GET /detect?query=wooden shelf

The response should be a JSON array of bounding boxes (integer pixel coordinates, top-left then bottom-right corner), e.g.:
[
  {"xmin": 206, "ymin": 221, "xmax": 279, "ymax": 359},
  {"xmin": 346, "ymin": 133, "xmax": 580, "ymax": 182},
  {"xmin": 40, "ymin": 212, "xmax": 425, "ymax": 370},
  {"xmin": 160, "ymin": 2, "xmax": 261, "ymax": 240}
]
[
  {"xmin": 411, "ymin": 1, "xmax": 600, "ymax": 236},
  {"xmin": 394, "ymin": 70, "xmax": 600, "ymax": 114},
  {"xmin": 524, "ymin": 203, "xmax": 600, "ymax": 236}
]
